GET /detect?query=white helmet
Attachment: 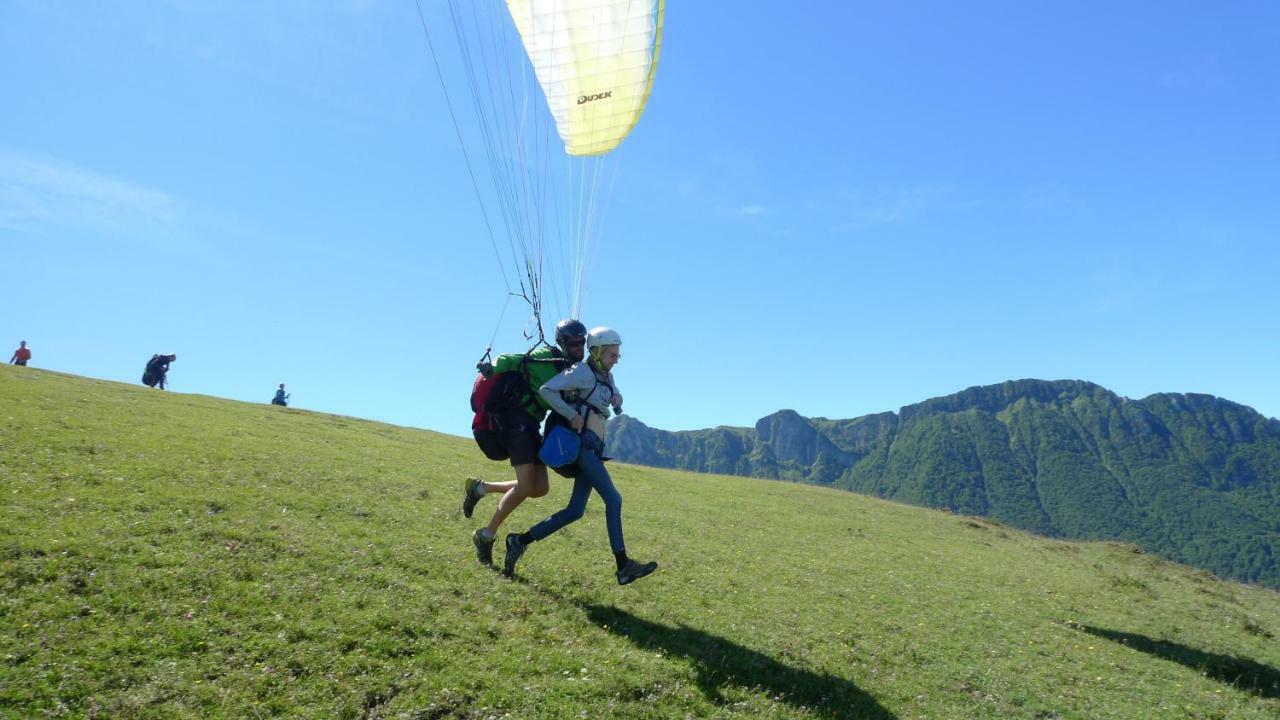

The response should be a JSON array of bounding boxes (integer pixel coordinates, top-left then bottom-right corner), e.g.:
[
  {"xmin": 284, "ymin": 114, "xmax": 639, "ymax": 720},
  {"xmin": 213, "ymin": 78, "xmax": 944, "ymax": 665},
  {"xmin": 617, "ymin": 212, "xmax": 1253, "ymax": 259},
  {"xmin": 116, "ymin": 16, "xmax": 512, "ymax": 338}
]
[{"xmin": 586, "ymin": 326, "xmax": 622, "ymax": 350}]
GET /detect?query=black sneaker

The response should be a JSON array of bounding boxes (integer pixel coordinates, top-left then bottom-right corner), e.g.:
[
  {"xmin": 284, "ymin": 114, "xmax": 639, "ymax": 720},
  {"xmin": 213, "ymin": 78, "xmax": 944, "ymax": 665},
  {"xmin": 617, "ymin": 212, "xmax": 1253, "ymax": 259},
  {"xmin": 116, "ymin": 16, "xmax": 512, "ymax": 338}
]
[
  {"xmin": 616, "ymin": 559, "xmax": 658, "ymax": 586},
  {"xmin": 472, "ymin": 529, "xmax": 495, "ymax": 566},
  {"xmin": 503, "ymin": 534, "xmax": 526, "ymax": 576},
  {"xmin": 462, "ymin": 477, "xmax": 484, "ymax": 518}
]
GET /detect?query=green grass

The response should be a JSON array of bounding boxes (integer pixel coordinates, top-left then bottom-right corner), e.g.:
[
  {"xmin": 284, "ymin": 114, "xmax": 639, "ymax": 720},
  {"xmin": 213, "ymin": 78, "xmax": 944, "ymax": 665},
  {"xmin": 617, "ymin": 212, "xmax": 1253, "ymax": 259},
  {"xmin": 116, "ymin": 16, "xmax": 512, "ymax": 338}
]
[{"xmin": 2, "ymin": 365, "xmax": 1279, "ymax": 719}]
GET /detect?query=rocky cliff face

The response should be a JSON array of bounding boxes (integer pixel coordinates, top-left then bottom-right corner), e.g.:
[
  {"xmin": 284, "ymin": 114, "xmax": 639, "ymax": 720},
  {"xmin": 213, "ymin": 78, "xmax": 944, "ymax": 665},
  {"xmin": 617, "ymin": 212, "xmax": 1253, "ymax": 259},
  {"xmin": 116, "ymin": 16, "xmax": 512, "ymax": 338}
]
[{"xmin": 605, "ymin": 379, "xmax": 1280, "ymax": 588}]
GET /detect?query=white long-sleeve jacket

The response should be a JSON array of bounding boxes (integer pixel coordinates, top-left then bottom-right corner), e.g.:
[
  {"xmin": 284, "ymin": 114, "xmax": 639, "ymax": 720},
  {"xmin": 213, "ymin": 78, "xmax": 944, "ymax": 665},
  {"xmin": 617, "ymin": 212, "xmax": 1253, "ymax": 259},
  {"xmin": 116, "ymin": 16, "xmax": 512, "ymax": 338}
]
[{"xmin": 538, "ymin": 360, "xmax": 618, "ymax": 438}]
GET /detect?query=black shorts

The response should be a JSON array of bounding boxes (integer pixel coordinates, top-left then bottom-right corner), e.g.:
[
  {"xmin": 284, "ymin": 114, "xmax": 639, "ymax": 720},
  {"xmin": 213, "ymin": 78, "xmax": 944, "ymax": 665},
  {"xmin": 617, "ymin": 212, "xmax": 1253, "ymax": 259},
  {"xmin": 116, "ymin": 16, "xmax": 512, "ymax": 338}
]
[{"xmin": 497, "ymin": 408, "xmax": 544, "ymax": 467}]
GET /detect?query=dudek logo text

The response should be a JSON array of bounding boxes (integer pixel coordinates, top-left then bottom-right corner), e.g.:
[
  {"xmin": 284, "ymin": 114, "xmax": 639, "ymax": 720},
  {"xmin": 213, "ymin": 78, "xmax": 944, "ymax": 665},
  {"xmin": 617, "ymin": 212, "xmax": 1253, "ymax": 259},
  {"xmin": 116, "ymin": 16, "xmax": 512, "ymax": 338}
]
[{"xmin": 578, "ymin": 91, "xmax": 612, "ymax": 104}]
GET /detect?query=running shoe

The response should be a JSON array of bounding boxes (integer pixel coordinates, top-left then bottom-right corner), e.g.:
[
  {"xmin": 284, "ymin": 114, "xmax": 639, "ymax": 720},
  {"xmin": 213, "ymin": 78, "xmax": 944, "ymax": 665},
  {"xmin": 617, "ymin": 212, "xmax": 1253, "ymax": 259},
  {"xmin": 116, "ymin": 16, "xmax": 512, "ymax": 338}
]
[
  {"xmin": 462, "ymin": 477, "xmax": 484, "ymax": 518},
  {"xmin": 472, "ymin": 528, "xmax": 495, "ymax": 566},
  {"xmin": 503, "ymin": 534, "xmax": 526, "ymax": 576},
  {"xmin": 616, "ymin": 559, "xmax": 659, "ymax": 586}
]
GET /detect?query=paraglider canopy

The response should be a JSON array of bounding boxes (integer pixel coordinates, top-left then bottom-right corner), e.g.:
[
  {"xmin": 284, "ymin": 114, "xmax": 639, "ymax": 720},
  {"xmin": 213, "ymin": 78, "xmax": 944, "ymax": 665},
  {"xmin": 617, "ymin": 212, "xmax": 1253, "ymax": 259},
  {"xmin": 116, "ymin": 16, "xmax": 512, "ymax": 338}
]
[
  {"xmin": 418, "ymin": 0, "xmax": 664, "ymax": 339},
  {"xmin": 507, "ymin": 0, "xmax": 662, "ymax": 157}
]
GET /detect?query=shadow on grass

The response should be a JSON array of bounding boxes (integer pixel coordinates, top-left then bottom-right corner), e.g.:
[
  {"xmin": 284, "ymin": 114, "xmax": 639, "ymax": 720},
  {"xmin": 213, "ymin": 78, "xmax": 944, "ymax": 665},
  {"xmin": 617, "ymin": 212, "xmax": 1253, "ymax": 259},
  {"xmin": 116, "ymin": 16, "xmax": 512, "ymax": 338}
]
[
  {"xmin": 1082, "ymin": 626, "xmax": 1280, "ymax": 699},
  {"xmin": 581, "ymin": 604, "xmax": 895, "ymax": 719}
]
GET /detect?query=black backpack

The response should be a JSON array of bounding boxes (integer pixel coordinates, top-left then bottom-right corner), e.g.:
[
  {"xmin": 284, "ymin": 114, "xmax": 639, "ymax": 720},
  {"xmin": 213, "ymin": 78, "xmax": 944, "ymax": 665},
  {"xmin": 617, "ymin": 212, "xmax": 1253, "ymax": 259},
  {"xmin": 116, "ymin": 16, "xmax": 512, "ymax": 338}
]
[
  {"xmin": 471, "ymin": 370, "xmax": 529, "ymax": 461},
  {"xmin": 469, "ymin": 349, "xmax": 566, "ymax": 461},
  {"xmin": 141, "ymin": 355, "xmax": 161, "ymax": 387}
]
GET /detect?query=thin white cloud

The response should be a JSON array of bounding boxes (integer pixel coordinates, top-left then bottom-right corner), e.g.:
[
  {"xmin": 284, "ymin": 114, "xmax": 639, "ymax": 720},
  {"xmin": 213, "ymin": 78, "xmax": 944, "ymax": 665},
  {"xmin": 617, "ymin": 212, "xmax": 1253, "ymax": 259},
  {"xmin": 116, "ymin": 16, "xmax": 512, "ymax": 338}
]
[
  {"xmin": 1022, "ymin": 183, "xmax": 1072, "ymax": 210},
  {"xmin": 140, "ymin": 2, "xmax": 389, "ymax": 121},
  {"xmin": 161, "ymin": 0, "xmax": 383, "ymax": 15},
  {"xmin": 830, "ymin": 185, "xmax": 957, "ymax": 233},
  {"xmin": 665, "ymin": 175, "xmax": 769, "ymax": 220},
  {"xmin": 1159, "ymin": 55, "xmax": 1225, "ymax": 90},
  {"xmin": 0, "ymin": 149, "xmax": 179, "ymax": 236},
  {"xmin": 343, "ymin": 0, "xmax": 385, "ymax": 13}
]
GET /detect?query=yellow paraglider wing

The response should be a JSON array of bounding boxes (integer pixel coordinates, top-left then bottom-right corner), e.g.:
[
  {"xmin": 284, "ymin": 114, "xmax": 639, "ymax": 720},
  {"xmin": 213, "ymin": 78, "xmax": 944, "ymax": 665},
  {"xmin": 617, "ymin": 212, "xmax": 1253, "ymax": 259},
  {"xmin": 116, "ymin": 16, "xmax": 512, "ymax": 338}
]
[{"xmin": 507, "ymin": 0, "xmax": 664, "ymax": 157}]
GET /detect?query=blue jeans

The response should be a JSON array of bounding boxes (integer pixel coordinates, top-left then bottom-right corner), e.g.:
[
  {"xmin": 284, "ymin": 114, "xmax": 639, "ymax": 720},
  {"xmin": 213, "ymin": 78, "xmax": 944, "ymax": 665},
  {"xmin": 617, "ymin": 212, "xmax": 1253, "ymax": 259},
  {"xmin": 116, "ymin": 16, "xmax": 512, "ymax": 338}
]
[{"xmin": 529, "ymin": 431, "xmax": 624, "ymax": 553}]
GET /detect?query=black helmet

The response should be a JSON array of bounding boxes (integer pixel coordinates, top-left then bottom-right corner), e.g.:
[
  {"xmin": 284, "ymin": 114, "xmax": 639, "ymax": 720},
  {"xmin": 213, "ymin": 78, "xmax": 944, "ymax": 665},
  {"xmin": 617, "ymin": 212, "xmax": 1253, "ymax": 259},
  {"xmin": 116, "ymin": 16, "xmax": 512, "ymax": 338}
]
[{"xmin": 554, "ymin": 318, "xmax": 588, "ymax": 347}]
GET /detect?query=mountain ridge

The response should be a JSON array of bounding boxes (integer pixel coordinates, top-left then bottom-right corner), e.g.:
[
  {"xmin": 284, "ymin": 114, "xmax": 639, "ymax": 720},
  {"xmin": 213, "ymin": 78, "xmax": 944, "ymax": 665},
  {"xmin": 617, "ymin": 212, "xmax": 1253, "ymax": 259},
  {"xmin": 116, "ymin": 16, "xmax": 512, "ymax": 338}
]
[{"xmin": 606, "ymin": 379, "xmax": 1280, "ymax": 588}]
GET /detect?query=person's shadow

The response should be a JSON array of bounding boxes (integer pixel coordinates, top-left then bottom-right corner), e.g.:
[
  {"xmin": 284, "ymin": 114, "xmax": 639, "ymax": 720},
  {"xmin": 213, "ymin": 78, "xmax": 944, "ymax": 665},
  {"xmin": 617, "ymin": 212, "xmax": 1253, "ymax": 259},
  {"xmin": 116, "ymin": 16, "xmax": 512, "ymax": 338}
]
[
  {"xmin": 1081, "ymin": 625, "xmax": 1280, "ymax": 699},
  {"xmin": 581, "ymin": 604, "xmax": 896, "ymax": 719}
]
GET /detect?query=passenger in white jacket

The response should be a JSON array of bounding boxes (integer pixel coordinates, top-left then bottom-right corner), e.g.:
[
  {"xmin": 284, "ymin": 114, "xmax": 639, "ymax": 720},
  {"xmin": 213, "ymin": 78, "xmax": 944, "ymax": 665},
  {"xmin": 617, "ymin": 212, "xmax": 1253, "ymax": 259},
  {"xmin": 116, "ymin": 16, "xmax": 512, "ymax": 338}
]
[{"xmin": 503, "ymin": 326, "xmax": 658, "ymax": 586}]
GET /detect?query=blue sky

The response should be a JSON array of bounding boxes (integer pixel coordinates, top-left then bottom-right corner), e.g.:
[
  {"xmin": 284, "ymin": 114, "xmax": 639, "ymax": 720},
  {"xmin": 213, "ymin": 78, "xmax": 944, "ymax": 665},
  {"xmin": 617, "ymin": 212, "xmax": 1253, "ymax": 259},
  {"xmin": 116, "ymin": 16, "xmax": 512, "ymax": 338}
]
[{"xmin": 3, "ymin": 1, "xmax": 1278, "ymax": 434}]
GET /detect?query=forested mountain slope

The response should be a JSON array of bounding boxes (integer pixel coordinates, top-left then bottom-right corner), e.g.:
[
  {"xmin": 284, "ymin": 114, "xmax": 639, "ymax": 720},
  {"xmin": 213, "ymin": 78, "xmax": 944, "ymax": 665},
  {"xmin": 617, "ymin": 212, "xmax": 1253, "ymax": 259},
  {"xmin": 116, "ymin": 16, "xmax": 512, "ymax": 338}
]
[{"xmin": 608, "ymin": 380, "xmax": 1280, "ymax": 587}]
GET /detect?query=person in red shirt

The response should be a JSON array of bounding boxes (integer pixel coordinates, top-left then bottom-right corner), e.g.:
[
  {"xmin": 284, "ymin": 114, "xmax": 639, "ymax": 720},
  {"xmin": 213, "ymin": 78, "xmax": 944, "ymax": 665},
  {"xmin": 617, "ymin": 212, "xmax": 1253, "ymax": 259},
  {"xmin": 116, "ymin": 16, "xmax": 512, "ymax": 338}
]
[{"xmin": 9, "ymin": 341, "xmax": 31, "ymax": 366}]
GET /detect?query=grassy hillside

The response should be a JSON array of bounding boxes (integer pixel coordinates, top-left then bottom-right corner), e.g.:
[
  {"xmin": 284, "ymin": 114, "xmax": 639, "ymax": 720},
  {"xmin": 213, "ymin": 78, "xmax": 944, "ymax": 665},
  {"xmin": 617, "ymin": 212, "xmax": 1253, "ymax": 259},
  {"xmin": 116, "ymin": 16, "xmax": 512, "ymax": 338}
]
[{"xmin": 2, "ymin": 366, "xmax": 1279, "ymax": 719}]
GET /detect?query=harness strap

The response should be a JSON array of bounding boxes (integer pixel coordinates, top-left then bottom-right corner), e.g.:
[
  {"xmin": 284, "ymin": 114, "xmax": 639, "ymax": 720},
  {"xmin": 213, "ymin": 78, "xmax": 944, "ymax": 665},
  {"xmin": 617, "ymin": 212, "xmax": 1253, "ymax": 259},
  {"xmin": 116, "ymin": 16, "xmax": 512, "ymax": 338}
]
[{"xmin": 568, "ymin": 360, "xmax": 615, "ymax": 420}]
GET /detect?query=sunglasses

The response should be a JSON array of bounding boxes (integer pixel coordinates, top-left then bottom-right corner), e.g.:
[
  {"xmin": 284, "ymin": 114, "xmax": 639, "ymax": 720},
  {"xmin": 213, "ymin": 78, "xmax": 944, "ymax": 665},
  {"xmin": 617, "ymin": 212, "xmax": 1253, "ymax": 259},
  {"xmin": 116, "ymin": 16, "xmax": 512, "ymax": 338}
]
[{"xmin": 564, "ymin": 338, "xmax": 586, "ymax": 347}]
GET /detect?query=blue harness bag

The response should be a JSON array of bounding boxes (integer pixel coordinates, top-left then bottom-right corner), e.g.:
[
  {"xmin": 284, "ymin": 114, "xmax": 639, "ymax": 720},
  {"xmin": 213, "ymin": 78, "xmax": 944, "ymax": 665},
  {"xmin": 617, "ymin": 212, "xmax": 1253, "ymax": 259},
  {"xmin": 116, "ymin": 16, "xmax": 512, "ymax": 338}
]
[{"xmin": 539, "ymin": 424, "xmax": 581, "ymax": 468}]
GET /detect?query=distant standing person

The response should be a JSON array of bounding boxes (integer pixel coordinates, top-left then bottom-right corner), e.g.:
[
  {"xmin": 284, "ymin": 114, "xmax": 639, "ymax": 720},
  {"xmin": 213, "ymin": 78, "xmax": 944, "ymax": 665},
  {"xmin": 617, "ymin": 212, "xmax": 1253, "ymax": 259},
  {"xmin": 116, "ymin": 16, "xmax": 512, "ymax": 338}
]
[
  {"xmin": 272, "ymin": 383, "xmax": 289, "ymax": 406},
  {"xmin": 9, "ymin": 341, "xmax": 31, "ymax": 366},
  {"xmin": 142, "ymin": 353, "xmax": 177, "ymax": 389}
]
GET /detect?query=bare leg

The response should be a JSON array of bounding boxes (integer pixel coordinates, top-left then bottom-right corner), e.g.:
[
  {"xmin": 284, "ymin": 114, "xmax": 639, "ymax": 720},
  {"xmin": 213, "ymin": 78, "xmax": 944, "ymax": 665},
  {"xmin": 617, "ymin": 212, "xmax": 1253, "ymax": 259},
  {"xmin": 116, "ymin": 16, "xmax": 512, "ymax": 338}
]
[
  {"xmin": 478, "ymin": 480, "xmax": 517, "ymax": 495},
  {"xmin": 485, "ymin": 463, "xmax": 549, "ymax": 535}
]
